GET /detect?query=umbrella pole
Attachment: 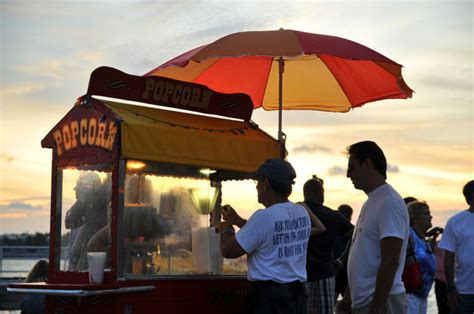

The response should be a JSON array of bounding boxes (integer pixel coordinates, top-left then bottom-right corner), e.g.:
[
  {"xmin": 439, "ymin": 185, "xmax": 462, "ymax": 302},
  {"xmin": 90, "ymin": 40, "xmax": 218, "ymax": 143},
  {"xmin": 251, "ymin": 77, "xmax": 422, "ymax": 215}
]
[{"xmin": 278, "ymin": 57, "xmax": 285, "ymax": 158}]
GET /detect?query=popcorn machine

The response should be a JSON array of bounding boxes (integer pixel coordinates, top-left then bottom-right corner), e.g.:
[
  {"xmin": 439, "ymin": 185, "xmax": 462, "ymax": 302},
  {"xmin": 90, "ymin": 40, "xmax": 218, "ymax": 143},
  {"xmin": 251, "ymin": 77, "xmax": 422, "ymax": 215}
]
[{"xmin": 8, "ymin": 67, "xmax": 281, "ymax": 313}]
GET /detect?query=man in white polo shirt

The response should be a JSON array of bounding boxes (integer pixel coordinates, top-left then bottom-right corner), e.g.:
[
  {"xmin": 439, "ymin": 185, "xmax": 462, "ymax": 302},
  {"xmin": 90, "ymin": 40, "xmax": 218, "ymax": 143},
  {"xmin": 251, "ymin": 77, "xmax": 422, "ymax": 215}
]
[
  {"xmin": 337, "ymin": 141, "xmax": 409, "ymax": 314},
  {"xmin": 217, "ymin": 158, "xmax": 312, "ymax": 314},
  {"xmin": 439, "ymin": 180, "xmax": 474, "ymax": 314}
]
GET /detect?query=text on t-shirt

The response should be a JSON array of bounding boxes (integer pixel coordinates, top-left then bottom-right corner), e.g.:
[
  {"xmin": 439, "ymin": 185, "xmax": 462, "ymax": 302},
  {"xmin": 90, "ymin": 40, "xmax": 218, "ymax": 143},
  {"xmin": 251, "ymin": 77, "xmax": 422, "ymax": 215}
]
[{"xmin": 273, "ymin": 216, "xmax": 310, "ymax": 258}]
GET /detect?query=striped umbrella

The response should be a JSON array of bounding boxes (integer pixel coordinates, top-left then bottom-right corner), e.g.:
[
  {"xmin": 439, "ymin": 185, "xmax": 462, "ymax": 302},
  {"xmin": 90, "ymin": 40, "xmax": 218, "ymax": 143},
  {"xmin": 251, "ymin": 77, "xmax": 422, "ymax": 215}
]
[{"xmin": 145, "ymin": 29, "xmax": 413, "ymax": 155}]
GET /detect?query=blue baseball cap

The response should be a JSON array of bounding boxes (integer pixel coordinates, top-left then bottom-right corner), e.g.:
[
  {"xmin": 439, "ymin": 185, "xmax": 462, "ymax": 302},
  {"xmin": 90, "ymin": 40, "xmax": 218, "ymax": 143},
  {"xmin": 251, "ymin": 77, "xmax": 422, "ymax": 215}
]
[{"xmin": 254, "ymin": 158, "xmax": 296, "ymax": 185}]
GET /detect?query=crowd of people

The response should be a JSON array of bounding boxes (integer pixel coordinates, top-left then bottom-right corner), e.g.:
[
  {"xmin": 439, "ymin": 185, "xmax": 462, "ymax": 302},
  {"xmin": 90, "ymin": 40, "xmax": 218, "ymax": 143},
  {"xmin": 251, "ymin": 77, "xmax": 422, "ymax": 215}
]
[
  {"xmin": 23, "ymin": 140, "xmax": 473, "ymax": 314},
  {"xmin": 217, "ymin": 140, "xmax": 474, "ymax": 314}
]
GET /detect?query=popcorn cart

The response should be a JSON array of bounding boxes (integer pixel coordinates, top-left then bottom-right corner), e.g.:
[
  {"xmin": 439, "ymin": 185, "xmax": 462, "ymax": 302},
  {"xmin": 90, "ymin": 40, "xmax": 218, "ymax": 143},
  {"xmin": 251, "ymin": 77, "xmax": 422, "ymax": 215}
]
[{"xmin": 8, "ymin": 67, "xmax": 281, "ymax": 313}]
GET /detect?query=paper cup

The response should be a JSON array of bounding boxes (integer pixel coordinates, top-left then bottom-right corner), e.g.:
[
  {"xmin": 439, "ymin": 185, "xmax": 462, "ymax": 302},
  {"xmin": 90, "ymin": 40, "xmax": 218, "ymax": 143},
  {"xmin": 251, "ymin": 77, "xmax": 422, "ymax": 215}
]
[{"xmin": 87, "ymin": 252, "xmax": 106, "ymax": 284}]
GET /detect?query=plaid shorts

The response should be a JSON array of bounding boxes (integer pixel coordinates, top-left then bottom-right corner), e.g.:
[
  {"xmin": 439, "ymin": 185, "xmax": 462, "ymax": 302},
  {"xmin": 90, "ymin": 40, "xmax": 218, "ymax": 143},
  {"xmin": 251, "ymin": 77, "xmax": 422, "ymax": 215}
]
[{"xmin": 305, "ymin": 276, "xmax": 336, "ymax": 314}]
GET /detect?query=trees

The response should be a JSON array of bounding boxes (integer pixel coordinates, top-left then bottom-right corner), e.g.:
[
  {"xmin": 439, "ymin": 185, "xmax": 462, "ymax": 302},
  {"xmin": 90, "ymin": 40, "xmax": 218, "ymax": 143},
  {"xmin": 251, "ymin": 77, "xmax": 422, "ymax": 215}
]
[{"xmin": 0, "ymin": 233, "xmax": 49, "ymax": 246}]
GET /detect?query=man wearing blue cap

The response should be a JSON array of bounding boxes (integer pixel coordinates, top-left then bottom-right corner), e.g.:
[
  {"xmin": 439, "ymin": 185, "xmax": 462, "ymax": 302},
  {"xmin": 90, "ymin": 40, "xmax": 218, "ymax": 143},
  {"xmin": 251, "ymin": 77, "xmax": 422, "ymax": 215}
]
[{"xmin": 217, "ymin": 158, "xmax": 314, "ymax": 314}]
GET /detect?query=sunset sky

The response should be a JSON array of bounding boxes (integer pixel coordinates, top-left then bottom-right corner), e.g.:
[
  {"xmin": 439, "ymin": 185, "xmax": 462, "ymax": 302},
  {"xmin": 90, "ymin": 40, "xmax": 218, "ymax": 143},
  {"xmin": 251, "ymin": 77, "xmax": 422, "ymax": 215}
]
[{"xmin": 1, "ymin": 0, "xmax": 472, "ymax": 233}]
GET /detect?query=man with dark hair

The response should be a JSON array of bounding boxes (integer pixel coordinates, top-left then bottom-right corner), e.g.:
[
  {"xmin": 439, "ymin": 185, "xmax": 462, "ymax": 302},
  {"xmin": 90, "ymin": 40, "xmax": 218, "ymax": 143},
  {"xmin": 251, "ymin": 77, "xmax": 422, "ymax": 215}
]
[
  {"xmin": 303, "ymin": 176, "xmax": 353, "ymax": 314},
  {"xmin": 347, "ymin": 140, "xmax": 388, "ymax": 179},
  {"xmin": 337, "ymin": 204, "xmax": 353, "ymax": 222},
  {"xmin": 337, "ymin": 141, "xmax": 409, "ymax": 314},
  {"xmin": 217, "ymin": 158, "xmax": 317, "ymax": 314},
  {"xmin": 439, "ymin": 180, "xmax": 474, "ymax": 314}
]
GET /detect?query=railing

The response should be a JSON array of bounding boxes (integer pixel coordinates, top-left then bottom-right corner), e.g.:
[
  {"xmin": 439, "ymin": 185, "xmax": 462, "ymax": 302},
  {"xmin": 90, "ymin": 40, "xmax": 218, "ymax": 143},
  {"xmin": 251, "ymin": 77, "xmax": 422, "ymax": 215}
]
[{"xmin": 0, "ymin": 246, "xmax": 49, "ymax": 278}]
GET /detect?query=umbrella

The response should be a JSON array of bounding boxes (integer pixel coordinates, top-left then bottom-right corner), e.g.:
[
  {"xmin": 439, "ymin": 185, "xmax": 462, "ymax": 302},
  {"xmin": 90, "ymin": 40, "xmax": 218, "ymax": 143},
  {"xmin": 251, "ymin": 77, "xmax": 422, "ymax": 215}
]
[{"xmin": 144, "ymin": 29, "xmax": 413, "ymax": 156}]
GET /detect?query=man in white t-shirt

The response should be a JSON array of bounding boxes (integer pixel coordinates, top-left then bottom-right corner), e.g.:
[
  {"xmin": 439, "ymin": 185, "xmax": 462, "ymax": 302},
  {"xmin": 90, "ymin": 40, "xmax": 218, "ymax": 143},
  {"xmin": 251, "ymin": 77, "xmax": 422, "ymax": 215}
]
[
  {"xmin": 439, "ymin": 180, "xmax": 474, "ymax": 314},
  {"xmin": 336, "ymin": 141, "xmax": 409, "ymax": 314},
  {"xmin": 217, "ymin": 158, "xmax": 311, "ymax": 314}
]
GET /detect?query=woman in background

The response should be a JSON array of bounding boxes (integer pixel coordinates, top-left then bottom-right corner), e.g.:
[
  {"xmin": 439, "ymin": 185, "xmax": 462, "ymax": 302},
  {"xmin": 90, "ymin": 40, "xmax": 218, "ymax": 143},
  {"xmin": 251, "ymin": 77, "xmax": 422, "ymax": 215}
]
[
  {"xmin": 406, "ymin": 201, "xmax": 436, "ymax": 314},
  {"xmin": 21, "ymin": 260, "xmax": 48, "ymax": 314}
]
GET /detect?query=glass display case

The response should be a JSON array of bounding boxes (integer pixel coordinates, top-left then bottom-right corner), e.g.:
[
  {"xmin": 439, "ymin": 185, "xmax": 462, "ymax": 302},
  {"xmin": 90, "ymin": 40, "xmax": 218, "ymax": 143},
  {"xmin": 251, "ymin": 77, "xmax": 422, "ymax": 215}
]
[
  {"xmin": 58, "ymin": 167, "xmax": 112, "ymax": 272},
  {"xmin": 119, "ymin": 160, "xmax": 247, "ymax": 278},
  {"xmin": 54, "ymin": 160, "xmax": 249, "ymax": 279}
]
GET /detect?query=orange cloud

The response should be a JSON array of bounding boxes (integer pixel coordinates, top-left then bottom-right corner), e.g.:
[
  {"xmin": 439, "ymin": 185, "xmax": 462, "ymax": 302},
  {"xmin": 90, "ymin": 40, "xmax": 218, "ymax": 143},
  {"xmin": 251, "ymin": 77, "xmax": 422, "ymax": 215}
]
[{"xmin": 0, "ymin": 212, "xmax": 27, "ymax": 219}]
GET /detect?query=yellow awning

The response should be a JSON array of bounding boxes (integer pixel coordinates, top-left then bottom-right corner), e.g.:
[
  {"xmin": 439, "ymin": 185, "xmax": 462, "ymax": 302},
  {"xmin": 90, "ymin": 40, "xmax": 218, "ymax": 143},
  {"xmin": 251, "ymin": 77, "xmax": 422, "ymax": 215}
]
[{"xmin": 103, "ymin": 100, "xmax": 281, "ymax": 172}]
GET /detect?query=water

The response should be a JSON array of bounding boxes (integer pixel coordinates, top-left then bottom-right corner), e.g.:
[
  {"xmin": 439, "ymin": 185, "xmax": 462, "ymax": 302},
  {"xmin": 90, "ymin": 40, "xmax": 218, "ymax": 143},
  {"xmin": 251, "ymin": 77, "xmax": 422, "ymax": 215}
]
[
  {"xmin": 1, "ymin": 259, "xmax": 40, "ymax": 278},
  {"xmin": 0, "ymin": 259, "xmax": 35, "ymax": 314}
]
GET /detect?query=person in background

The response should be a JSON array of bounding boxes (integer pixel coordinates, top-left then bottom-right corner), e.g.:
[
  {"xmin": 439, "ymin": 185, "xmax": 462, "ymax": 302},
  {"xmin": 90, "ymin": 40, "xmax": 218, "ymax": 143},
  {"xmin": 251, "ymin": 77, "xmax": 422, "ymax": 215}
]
[
  {"xmin": 303, "ymin": 176, "xmax": 354, "ymax": 314},
  {"xmin": 72, "ymin": 173, "xmax": 109, "ymax": 270},
  {"xmin": 334, "ymin": 204, "xmax": 354, "ymax": 302},
  {"xmin": 336, "ymin": 140, "xmax": 409, "ymax": 314},
  {"xmin": 403, "ymin": 197, "xmax": 447, "ymax": 313},
  {"xmin": 217, "ymin": 158, "xmax": 319, "ymax": 314},
  {"xmin": 406, "ymin": 201, "xmax": 436, "ymax": 314},
  {"xmin": 87, "ymin": 175, "xmax": 171, "ymax": 275},
  {"xmin": 431, "ymin": 227, "xmax": 448, "ymax": 314},
  {"xmin": 87, "ymin": 205, "xmax": 171, "ymax": 251},
  {"xmin": 439, "ymin": 180, "xmax": 474, "ymax": 314},
  {"xmin": 65, "ymin": 172, "xmax": 100, "ymax": 270},
  {"xmin": 403, "ymin": 196, "xmax": 417, "ymax": 205},
  {"xmin": 21, "ymin": 260, "xmax": 48, "ymax": 314},
  {"xmin": 65, "ymin": 172, "xmax": 108, "ymax": 271},
  {"xmin": 337, "ymin": 204, "xmax": 353, "ymax": 222}
]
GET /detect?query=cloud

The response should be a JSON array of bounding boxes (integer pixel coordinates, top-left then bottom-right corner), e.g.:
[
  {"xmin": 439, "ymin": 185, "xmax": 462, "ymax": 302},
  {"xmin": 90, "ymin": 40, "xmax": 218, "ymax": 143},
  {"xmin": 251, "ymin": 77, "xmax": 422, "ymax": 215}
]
[
  {"xmin": 0, "ymin": 196, "xmax": 49, "ymax": 203},
  {"xmin": 15, "ymin": 58, "xmax": 81, "ymax": 81},
  {"xmin": 77, "ymin": 51, "xmax": 104, "ymax": 63},
  {"xmin": 0, "ymin": 201, "xmax": 46, "ymax": 212},
  {"xmin": 0, "ymin": 212, "xmax": 27, "ymax": 219},
  {"xmin": 0, "ymin": 154, "xmax": 16, "ymax": 163},
  {"xmin": 387, "ymin": 163, "xmax": 400, "ymax": 173},
  {"xmin": 326, "ymin": 163, "xmax": 399, "ymax": 176},
  {"xmin": 11, "ymin": 51, "xmax": 101, "ymax": 86},
  {"xmin": 0, "ymin": 201, "xmax": 49, "ymax": 221},
  {"xmin": 292, "ymin": 144, "xmax": 332, "ymax": 154},
  {"xmin": 327, "ymin": 166, "xmax": 346, "ymax": 176},
  {"xmin": 418, "ymin": 73, "xmax": 472, "ymax": 92},
  {"xmin": 0, "ymin": 82, "xmax": 49, "ymax": 98}
]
